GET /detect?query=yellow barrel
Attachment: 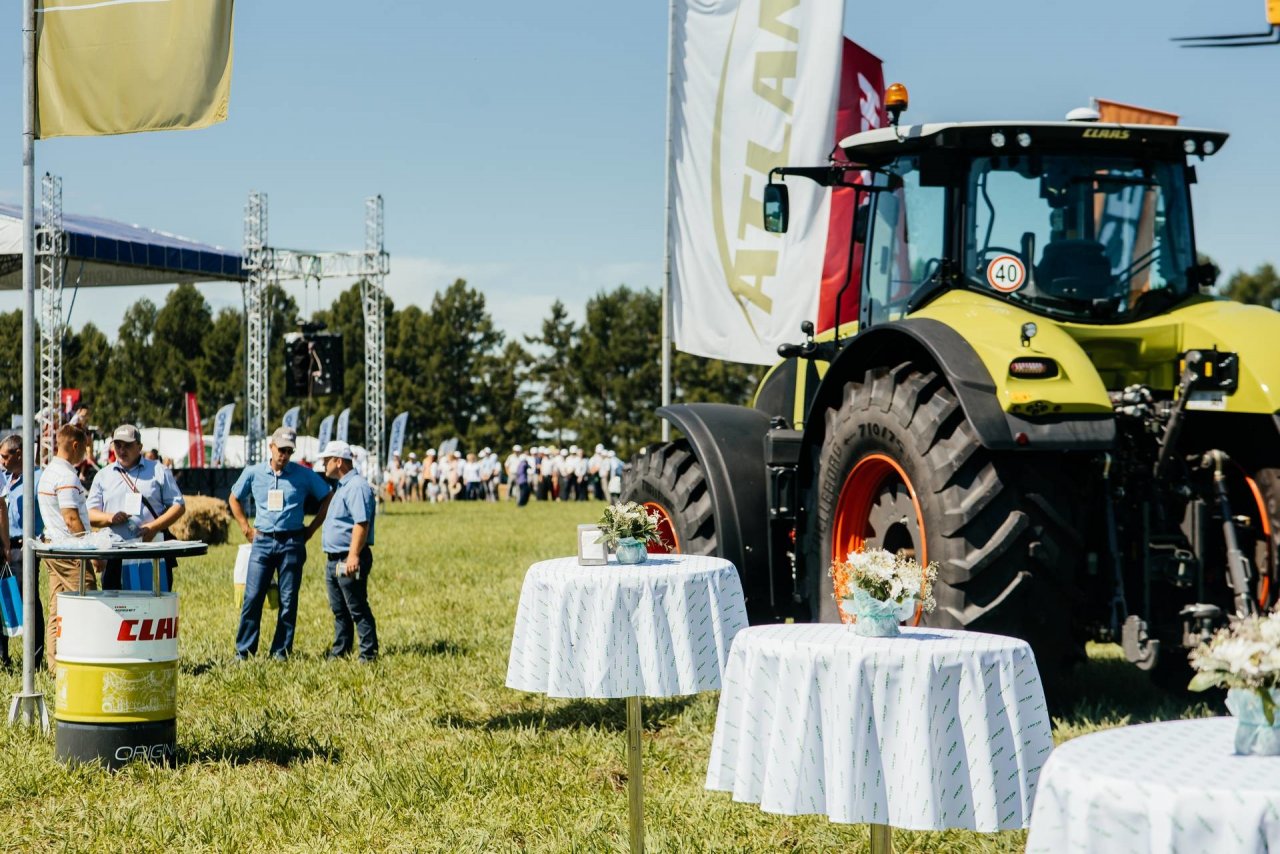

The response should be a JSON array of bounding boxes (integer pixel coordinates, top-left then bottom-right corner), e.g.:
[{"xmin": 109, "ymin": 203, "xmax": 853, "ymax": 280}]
[{"xmin": 54, "ymin": 591, "xmax": 178, "ymax": 769}]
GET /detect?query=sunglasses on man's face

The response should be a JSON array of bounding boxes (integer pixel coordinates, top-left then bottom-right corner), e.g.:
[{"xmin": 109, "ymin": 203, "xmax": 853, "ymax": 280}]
[{"xmin": 276, "ymin": 447, "xmax": 294, "ymax": 455}]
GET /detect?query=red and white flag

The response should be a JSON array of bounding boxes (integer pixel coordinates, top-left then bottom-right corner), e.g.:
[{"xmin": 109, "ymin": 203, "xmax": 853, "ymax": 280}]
[{"xmin": 185, "ymin": 393, "xmax": 205, "ymax": 468}]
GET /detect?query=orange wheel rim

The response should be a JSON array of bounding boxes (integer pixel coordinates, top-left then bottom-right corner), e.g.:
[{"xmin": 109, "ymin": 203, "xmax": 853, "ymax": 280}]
[
  {"xmin": 643, "ymin": 501, "xmax": 679, "ymax": 554},
  {"xmin": 1244, "ymin": 474, "xmax": 1275, "ymax": 609},
  {"xmin": 833, "ymin": 453, "xmax": 928, "ymax": 625}
]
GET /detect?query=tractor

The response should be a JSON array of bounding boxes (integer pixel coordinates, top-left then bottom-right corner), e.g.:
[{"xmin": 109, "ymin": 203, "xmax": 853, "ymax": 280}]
[{"xmin": 623, "ymin": 89, "xmax": 1280, "ymax": 691}]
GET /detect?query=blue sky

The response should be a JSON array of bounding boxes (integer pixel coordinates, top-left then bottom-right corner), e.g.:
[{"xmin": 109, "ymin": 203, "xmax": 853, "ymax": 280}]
[{"xmin": 1, "ymin": 0, "xmax": 1276, "ymax": 343}]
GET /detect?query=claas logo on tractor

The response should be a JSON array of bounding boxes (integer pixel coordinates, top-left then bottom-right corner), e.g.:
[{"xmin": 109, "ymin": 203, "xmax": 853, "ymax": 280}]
[{"xmin": 623, "ymin": 84, "xmax": 1280, "ymax": 700}]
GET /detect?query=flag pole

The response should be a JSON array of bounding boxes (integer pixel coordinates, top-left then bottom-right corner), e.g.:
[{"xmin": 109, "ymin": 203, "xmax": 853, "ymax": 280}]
[
  {"xmin": 659, "ymin": 0, "xmax": 676, "ymax": 442},
  {"xmin": 9, "ymin": 0, "xmax": 48, "ymax": 731}
]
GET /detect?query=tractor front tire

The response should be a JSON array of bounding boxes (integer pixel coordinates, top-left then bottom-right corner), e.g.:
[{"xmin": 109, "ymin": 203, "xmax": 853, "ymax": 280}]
[
  {"xmin": 803, "ymin": 362, "xmax": 1085, "ymax": 685},
  {"xmin": 621, "ymin": 441, "xmax": 717, "ymax": 556}
]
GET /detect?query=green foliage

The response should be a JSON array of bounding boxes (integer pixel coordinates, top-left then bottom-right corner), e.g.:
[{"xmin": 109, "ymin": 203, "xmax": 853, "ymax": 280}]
[
  {"xmin": 0, "ymin": 281, "xmax": 757, "ymax": 459},
  {"xmin": 0, "ymin": 502, "xmax": 1220, "ymax": 852},
  {"xmin": 1221, "ymin": 262, "xmax": 1280, "ymax": 311}
]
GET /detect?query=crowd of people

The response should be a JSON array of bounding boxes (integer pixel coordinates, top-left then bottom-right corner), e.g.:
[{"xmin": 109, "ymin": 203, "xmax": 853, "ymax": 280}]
[
  {"xmin": 2, "ymin": 416, "xmax": 634, "ymax": 672},
  {"xmin": 381, "ymin": 443, "xmax": 626, "ymax": 507}
]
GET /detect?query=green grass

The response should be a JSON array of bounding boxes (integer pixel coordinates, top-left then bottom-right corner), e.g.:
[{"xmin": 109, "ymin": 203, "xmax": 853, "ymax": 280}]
[{"xmin": 0, "ymin": 501, "xmax": 1221, "ymax": 852}]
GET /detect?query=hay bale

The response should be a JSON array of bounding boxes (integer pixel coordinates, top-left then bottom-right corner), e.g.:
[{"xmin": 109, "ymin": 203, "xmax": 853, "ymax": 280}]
[{"xmin": 172, "ymin": 495, "xmax": 231, "ymax": 545}]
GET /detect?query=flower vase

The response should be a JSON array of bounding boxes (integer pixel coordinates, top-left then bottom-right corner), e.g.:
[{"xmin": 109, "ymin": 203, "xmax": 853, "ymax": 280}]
[
  {"xmin": 615, "ymin": 537, "xmax": 648, "ymax": 566},
  {"xmin": 1226, "ymin": 688, "xmax": 1280, "ymax": 756},
  {"xmin": 846, "ymin": 589, "xmax": 913, "ymax": 638}
]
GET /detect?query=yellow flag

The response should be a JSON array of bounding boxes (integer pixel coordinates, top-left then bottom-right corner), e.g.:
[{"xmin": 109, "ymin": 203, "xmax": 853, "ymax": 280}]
[{"xmin": 36, "ymin": 0, "xmax": 234, "ymax": 139}]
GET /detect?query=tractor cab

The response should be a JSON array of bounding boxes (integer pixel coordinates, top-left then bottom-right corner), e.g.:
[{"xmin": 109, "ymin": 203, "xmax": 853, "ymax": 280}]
[{"xmin": 766, "ymin": 117, "xmax": 1226, "ymax": 330}]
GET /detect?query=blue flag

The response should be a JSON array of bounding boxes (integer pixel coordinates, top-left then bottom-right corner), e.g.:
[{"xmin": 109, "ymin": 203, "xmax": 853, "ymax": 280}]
[
  {"xmin": 388, "ymin": 411, "xmax": 409, "ymax": 467},
  {"xmin": 336, "ymin": 408, "xmax": 351, "ymax": 443},
  {"xmin": 317, "ymin": 414, "xmax": 335, "ymax": 449},
  {"xmin": 282, "ymin": 406, "xmax": 301, "ymax": 431},
  {"xmin": 210, "ymin": 403, "xmax": 235, "ymax": 467}
]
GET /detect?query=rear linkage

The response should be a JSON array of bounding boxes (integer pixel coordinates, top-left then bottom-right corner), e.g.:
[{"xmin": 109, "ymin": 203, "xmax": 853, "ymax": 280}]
[{"xmin": 1104, "ymin": 349, "xmax": 1256, "ymax": 671}]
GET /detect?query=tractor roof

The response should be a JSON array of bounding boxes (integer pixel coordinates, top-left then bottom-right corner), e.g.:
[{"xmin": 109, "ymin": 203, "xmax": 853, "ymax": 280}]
[{"xmin": 838, "ymin": 121, "xmax": 1229, "ymax": 163}]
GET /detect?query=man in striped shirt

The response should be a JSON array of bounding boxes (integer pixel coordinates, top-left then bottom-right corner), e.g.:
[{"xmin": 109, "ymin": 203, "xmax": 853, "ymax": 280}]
[{"xmin": 36, "ymin": 423, "xmax": 94, "ymax": 671}]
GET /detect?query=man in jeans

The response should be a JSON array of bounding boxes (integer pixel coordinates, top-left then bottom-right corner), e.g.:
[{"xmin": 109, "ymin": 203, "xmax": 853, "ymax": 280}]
[
  {"xmin": 0, "ymin": 434, "xmax": 43, "ymax": 667},
  {"xmin": 318, "ymin": 440, "xmax": 378, "ymax": 662},
  {"xmin": 229, "ymin": 426, "xmax": 332, "ymax": 661}
]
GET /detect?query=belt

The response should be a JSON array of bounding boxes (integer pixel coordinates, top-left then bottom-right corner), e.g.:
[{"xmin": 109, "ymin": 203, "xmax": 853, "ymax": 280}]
[
  {"xmin": 257, "ymin": 529, "xmax": 305, "ymax": 542},
  {"xmin": 327, "ymin": 547, "xmax": 370, "ymax": 562}
]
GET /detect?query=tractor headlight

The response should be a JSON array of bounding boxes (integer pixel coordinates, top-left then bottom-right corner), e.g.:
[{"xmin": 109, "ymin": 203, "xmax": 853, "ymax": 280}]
[
  {"xmin": 1009, "ymin": 358, "xmax": 1059, "ymax": 379},
  {"xmin": 991, "ymin": 131, "xmax": 1006, "ymax": 148}
]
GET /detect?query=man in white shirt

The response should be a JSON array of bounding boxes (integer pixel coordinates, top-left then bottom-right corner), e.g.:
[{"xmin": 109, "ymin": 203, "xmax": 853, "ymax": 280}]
[
  {"xmin": 37, "ymin": 422, "xmax": 93, "ymax": 671},
  {"xmin": 88, "ymin": 424, "xmax": 186, "ymax": 590}
]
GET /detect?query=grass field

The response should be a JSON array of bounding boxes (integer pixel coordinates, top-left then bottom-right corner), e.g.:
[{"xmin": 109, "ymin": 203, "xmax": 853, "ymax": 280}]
[{"xmin": 0, "ymin": 501, "xmax": 1219, "ymax": 852}]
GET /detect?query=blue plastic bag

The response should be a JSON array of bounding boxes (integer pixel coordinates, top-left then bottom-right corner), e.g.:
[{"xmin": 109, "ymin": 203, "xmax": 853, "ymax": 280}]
[
  {"xmin": 0, "ymin": 563, "xmax": 22, "ymax": 637},
  {"xmin": 120, "ymin": 559, "xmax": 172, "ymax": 593}
]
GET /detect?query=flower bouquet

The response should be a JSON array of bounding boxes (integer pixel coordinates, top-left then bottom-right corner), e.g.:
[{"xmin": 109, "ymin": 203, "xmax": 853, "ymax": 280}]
[
  {"xmin": 1189, "ymin": 611, "xmax": 1280, "ymax": 755},
  {"xmin": 830, "ymin": 548, "xmax": 937, "ymax": 637},
  {"xmin": 596, "ymin": 501, "xmax": 665, "ymax": 565}
]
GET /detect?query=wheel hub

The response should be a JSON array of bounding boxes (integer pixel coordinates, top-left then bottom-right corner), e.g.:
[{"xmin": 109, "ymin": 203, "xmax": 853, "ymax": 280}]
[
  {"xmin": 832, "ymin": 453, "xmax": 926, "ymax": 565},
  {"xmin": 642, "ymin": 502, "xmax": 679, "ymax": 553}
]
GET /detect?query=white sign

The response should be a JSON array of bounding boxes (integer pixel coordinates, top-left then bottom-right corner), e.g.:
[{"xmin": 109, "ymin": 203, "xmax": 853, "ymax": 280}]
[
  {"xmin": 670, "ymin": 0, "xmax": 846, "ymax": 365},
  {"xmin": 986, "ymin": 255, "xmax": 1027, "ymax": 293}
]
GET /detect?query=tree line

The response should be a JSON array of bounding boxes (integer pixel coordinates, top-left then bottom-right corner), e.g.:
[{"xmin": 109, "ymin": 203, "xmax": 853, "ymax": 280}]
[
  {"xmin": 1, "ymin": 262, "xmax": 1274, "ymax": 461},
  {"xmin": 0, "ymin": 280, "xmax": 759, "ymax": 460}
]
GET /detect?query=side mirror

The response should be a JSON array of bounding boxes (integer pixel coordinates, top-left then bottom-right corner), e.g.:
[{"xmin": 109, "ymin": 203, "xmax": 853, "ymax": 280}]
[{"xmin": 763, "ymin": 183, "xmax": 789, "ymax": 234}]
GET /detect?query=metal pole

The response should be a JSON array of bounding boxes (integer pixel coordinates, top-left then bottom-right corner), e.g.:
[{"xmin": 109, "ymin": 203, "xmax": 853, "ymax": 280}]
[
  {"xmin": 10, "ymin": 0, "xmax": 49, "ymax": 731},
  {"xmin": 659, "ymin": 0, "xmax": 676, "ymax": 443},
  {"xmin": 625, "ymin": 695, "xmax": 644, "ymax": 853},
  {"xmin": 870, "ymin": 823, "xmax": 894, "ymax": 854}
]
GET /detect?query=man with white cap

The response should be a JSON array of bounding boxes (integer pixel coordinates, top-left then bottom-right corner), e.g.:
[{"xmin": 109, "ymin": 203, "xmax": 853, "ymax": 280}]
[
  {"xmin": 229, "ymin": 426, "xmax": 333, "ymax": 661},
  {"xmin": 318, "ymin": 440, "xmax": 378, "ymax": 662},
  {"xmin": 588, "ymin": 444, "xmax": 607, "ymax": 500},
  {"xmin": 87, "ymin": 423, "xmax": 186, "ymax": 591},
  {"xmin": 504, "ymin": 445, "xmax": 523, "ymax": 502}
]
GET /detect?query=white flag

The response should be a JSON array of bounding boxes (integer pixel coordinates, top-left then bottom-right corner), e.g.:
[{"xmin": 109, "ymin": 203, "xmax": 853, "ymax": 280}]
[{"xmin": 670, "ymin": 0, "xmax": 845, "ymax": 365}]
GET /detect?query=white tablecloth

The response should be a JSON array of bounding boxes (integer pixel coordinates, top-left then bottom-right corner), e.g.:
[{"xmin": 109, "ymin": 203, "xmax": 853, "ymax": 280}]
[
  {"xmin": 705, "ymin": 624, "xmax": 1052, "ymax": 832},
  {"xmin": 505, "ymin": 554, "xmax": 748, "ymax": 699},
  {"xmin": 1027, "ymin": 717, "xmax": 1280, "ymax": 853}
]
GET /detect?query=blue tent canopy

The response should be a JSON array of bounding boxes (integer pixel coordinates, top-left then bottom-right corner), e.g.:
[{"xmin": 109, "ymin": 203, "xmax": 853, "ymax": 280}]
[{"xmin": 0, "ymin": 202, "xmax": 245, "ymax": 288}]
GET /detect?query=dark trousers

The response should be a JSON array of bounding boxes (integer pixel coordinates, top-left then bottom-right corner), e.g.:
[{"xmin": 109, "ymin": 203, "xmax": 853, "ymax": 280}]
[
  {"xmin": 516, "ymin": 482, "xmax": 531, "ymax": 507},
  {"xmin": 236, "ymin": 534, "xmax": 305, "ymax": 659},
  {"xmin": 1, "ymin": 550, "xmax": 44, "ymax": 666},
  {"xmin": 325, "ymin": 550, "xmax": 377, "ymax": 660}
]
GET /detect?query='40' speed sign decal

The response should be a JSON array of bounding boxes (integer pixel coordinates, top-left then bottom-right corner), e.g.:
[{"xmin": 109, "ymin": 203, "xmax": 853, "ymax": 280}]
[{"xmin": 986, "ymin": 255, "xmax": 1026, "ymax": 293}]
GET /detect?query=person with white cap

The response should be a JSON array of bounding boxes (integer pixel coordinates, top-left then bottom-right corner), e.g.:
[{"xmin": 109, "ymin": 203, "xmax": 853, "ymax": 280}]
[
  {"xmin": 318, "ymin": 440, "xmax": 378, "ymax": 662},
  {"xmin": 404, "ymin": 452, "xmax": 422, "ymax": 502},
  {"xmin": 504, "ymin": 445, "xmax": 523, "ymax": 502},
  {"xmin": 229, "ymin": 425, "xmax": 334, "ymax": 661},
  {"xmin": 588, "ymin": 443, "xmax": 607, "ymax": 500},
  {"xmin": 87, "ymin": 423, "xmax": 186, "ymax": 591}
]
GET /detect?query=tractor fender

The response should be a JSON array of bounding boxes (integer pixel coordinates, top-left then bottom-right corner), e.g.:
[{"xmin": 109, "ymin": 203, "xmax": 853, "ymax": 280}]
[
  {"xmin": 656, "ymin": 403, "xmax": 773, "ymax": 606},
  {"xmin": 807, "ymin": 318, "xmax": 1115, "ymax": 451}
]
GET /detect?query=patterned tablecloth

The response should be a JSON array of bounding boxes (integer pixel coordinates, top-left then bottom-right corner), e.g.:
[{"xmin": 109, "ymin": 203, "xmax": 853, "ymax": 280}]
[
  {"xmin": 505, "ymin": 554, "xmax": 748, "ymax": 699},
  {"xmin": 705, "ymin": 624, "xmax": 1053, "ymax": 832},
  {"xmin": 1026, "ymin": 717, "xmax": 1280, "ymax": 853}
]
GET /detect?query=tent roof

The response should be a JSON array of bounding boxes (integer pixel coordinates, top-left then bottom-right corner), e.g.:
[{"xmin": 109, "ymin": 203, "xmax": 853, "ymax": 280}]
[{"xmin": 0, "ymin": 202, "xmax": 245, "ymax": 289}]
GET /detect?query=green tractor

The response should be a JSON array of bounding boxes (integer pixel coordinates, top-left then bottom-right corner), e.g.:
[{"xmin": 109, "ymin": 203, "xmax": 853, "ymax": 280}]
[{"xmin": 624, "ymin": 100, "xmax": 1280, "ymax": 690}]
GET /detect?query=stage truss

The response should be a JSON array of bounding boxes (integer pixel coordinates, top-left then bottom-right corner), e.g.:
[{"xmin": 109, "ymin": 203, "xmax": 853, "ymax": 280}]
[{"xmin": 241, "ymin": 193, "xmax": 390, "ymax": 472}]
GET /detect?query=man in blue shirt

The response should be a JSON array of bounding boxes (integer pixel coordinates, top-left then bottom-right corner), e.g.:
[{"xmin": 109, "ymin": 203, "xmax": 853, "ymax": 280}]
[
  {"xmin": 318, "ymin": 440, "xmax": 378, "ymax": 662},
  {"xmin": 229, "ymin": 426, "xmax": 333, "ymax": 661},
  {"xmin": 0, "ymin": 434, "xmax": 43, "ymax": 666}
]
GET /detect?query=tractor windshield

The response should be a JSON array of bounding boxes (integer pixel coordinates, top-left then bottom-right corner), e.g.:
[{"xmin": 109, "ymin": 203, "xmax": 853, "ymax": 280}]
[{"xmin": 964, "ymin": 154, "xmax": 1196, "ymax": 321}]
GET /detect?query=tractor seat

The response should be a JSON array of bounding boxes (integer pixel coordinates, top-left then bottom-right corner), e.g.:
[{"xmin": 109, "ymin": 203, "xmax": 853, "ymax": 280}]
[{"xmin": 1035, "ymin": 239, "xmax": 1114, "ymax": 302}]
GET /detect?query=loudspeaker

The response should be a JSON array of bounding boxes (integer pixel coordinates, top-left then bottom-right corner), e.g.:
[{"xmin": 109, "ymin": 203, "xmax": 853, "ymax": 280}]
[{"xmin": 284, "ymin": 333, "xmax": 344, "ymax": 398}]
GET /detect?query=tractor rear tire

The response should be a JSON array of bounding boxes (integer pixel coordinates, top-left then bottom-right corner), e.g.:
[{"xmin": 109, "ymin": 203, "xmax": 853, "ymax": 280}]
[
  {"xmin": 803, "ymin": 362, "xmax": 1085, "ymax": 686},
  {"xmin": 621, "ymin": 441, "xmax": 718, "ymax": 557}
]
